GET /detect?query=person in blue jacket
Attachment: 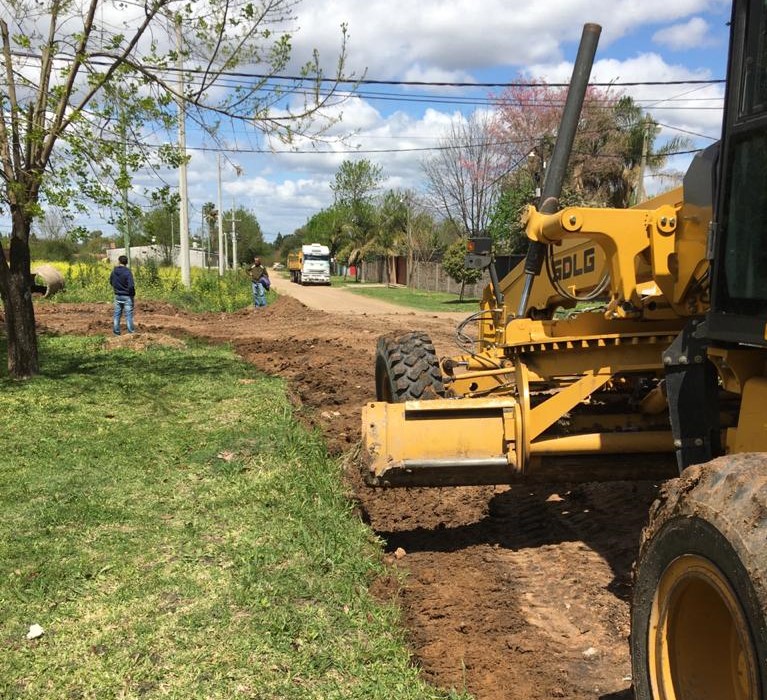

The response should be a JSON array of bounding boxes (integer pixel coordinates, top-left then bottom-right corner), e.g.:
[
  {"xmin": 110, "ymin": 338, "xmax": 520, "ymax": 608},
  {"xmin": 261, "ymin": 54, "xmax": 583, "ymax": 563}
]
[{"xmin": 109, "ymin": 255, "xmax": 136, "ymax": 335}]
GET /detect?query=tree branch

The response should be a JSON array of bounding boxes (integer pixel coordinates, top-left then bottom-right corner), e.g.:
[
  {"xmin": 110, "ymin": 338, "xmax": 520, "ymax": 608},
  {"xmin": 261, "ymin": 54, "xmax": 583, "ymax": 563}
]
[
  {"xmin": 41, "ymin": 0, "xmax": 172, "ymax": 167},
  {"xmin": 0, "ymin": 19, "xmax": 22, "ymax": 189}
]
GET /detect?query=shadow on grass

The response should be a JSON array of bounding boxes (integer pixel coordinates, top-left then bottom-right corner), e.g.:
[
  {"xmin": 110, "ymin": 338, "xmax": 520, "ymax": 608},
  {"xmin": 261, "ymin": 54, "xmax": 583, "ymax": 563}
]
[{"xmin": 441, "ymin": 298, "xmax": 480, "ymax": 306}]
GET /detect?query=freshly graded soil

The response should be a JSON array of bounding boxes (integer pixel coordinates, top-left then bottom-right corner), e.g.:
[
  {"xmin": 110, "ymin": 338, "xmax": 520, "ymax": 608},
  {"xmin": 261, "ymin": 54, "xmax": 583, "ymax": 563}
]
[{"xmin": 33, "ymin": 283, "xmax": 662, "ymax": 700}]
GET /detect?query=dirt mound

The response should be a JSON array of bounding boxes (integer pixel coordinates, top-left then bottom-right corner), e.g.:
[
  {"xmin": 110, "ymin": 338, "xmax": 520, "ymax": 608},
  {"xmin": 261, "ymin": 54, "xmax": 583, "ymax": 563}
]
[
  {"xmin": 104, "ymin": 332, "xmax": 187, "ymax": 351},
  {"xmin": 32, "ymin": 294, "xmax": 651, "ymax": 700}
]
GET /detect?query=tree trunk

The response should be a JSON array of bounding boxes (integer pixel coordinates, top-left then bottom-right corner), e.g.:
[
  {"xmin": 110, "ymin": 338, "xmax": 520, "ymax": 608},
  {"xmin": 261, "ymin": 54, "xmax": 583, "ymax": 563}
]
[
  {"xmin": 0, "ymin": 212, "xmax": 40, "ymax": 379},
  {"xmin": 387, "ymin": 255, "xmax": 396, "ymax": 285}
]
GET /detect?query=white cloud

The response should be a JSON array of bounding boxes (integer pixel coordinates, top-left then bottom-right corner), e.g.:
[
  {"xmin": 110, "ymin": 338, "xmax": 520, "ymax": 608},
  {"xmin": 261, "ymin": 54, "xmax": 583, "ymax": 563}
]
[
  {"xmin": 69, "ymin": 0, "xmax": 732, "ymax": 240},
  {"xmin": 288, "ymin": 0, "xmax": 728, "ymax": 77},
  {"xmin": 652, "ymin": 17, "xmax": 716, "ymax": 50},
  {"xmin": 401, "ymin": 64, "xmax": 476, "ymax": 86},
  {"xmin": 227, "ymin": 105, "xmax": 470, "ymax": 236}
]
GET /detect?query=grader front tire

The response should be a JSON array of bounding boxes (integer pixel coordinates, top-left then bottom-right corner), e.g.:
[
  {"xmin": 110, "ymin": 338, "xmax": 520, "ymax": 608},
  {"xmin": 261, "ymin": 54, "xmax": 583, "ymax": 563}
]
[
  {"xmin": 631, "ymin": 455, "xmax": 767, "ymax": 700},
  {"xmin": 375, "ymin": 331, "xmax": 445, "ymax": 402}
]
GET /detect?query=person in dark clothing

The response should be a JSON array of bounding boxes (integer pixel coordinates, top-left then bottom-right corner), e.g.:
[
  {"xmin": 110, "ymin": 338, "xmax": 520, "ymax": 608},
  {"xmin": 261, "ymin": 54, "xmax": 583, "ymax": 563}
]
[
  {"xmin": 247, "ymin": 256, "xmax": 269, "ymax": 308},
  {"xmin": 109, "ymin": 255, "xmax": 136, "ymax": 334}
]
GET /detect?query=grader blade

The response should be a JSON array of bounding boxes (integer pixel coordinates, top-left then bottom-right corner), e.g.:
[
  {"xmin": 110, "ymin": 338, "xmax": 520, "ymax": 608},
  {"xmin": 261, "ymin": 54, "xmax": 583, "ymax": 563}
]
[
  {"xmin": 361, "ymin": 397, "xmax": 518, "ymax": 487},
  {"xmin": 361, "ymin": 394, "xmax": 679, "ymax": 488}
]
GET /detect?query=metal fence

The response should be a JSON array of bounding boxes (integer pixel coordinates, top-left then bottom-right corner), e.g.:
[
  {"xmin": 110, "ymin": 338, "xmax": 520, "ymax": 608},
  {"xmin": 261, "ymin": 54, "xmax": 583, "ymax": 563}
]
[{"xmin": 358, "ymin": 257, "xmax": 493, "ymax": 299}]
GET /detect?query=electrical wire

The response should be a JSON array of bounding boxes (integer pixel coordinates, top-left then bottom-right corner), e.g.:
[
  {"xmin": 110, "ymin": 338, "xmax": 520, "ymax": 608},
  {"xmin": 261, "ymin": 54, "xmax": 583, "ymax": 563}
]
[
  {"xmin": 454, "ymin": 309, "xmax": 505, "ymax": 366},
  {"xmin": 9, "ymin": 50, "xmax": 726, "ymax": 89}
]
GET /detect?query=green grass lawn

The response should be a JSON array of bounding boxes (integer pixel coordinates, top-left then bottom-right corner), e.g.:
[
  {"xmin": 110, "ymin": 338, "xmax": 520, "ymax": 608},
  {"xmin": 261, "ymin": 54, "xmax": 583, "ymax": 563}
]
[
  {"xmin": 336, "ymin": 281, "xmax": 480, "ymax": 313},
  {"xmin": 0, "ymin": 335, "xmax": 468, "ymax": 700}
]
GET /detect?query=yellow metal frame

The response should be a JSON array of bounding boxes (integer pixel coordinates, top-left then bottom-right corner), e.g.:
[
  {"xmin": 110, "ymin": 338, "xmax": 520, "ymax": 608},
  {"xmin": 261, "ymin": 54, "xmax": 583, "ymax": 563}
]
[
  {"xmin": 522, "ymin": 187, "xmax": 708, "ymax": 317},
  {"xmin": 362, "ymin": 317, "xmax": 681, "ymax": 486},
  {"xmin": 360, "ymin": 174, "xmax": 722, "ymax": 487}
]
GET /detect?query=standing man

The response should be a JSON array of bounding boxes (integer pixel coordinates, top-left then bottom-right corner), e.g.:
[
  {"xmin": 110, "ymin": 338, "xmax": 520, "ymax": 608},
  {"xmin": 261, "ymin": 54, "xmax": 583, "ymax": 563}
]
[
  {"xmin": 109, "ymin": 254, "xmax": 136, "ymax": 335},
  {"xmin": 247, "ymin": 256, "xmax": 269, "ymax": 308}
]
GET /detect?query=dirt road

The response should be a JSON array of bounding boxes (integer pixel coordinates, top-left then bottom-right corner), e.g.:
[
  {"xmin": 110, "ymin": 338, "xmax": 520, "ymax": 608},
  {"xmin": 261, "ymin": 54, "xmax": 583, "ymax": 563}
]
[
  {"xmin": 33, "ymin": 286, "xmax": 658, "ymax": 700},
  {"xmin": 268, "ymin": 273, "xmax": 414, "ymax": 314}
]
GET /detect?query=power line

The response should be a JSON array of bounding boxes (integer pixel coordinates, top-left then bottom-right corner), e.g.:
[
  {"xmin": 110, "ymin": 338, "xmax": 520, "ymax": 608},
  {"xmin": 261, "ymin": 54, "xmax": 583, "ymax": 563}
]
[
  {"xmin": 6, "ymin": 49, "xmax": 721, "ymax": 170},
  {"xmin": 181, "ymin": 76, "xmax": 725, "ymax": 110},
  {"xmin": 654, "ymin": 122, "xmax": 719, "ymax": 141},
  {"xmin": 130, "ymin": 138, "xmax": 705, "ymax": 158},
  {"xmin": 9, "ymin": 49, "xmax": 725, "ymax": 89},
  {"xmin": 124, "ymin": 62, "xmax": 728, "ymax": 88},
  {"xmin": 7, "ymin": 49, "xmax": 726, "ymax": 135}
]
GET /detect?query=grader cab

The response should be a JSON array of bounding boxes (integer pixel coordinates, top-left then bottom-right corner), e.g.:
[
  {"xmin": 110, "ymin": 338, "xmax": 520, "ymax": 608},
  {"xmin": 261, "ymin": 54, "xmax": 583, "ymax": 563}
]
[{"xmin": 363, "ymin": 7, "xmax": 767, "ymax": 700}]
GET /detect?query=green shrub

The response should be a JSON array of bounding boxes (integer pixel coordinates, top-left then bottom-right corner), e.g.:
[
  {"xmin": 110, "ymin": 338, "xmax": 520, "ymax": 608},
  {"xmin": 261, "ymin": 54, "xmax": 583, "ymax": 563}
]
[
  {"xmin": 48, "ymin": 262, "xmax": 256, "ymax": 312},
  {"xmin": 29, "ymin": 237, "xmax": 78, "ymax": 262}
]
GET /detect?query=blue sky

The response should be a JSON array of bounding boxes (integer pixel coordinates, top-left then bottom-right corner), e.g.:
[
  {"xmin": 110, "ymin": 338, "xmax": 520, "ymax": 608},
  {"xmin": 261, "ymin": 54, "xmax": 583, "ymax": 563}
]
[{"xmin": 131, "ymin": 0, "xmax": 733, "ymax": 242}]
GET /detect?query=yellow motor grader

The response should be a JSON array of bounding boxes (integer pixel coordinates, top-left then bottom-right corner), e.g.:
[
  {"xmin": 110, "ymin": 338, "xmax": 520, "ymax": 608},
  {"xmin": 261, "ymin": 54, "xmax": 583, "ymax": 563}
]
[{"xmin": 362, "ymin": 7, "xmax": 767, "ymax": 700}]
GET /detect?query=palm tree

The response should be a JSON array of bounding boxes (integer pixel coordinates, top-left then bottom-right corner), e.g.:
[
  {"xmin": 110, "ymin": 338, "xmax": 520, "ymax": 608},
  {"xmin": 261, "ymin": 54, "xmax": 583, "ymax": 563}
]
[
  {"xmin": 613, "ymin": 97, "xmax": 692, "ymax": 207},
  {"xmin": 374, "ymin": 191, "xmax": 408, "ymax": 284},
  {"xmin": 202, "ymin": 202, "xmax": 218, "ymax": 263}
]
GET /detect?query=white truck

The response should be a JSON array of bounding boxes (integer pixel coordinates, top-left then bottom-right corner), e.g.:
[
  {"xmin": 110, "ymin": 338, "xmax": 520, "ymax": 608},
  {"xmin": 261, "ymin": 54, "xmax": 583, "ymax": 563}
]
[{"xmin": 288, "ymin": 243, "xmax": 331, "ymax": 285}]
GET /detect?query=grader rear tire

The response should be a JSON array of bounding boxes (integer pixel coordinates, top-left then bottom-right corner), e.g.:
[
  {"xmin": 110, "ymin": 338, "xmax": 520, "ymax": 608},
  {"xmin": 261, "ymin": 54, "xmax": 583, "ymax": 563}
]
[
  {"xmin": 631, "ymin": 454, "xmax": 767, "ymax": 700},
  {"xmin": 375, "ymin": 331, "xmax": 444, "ymax": 402}
]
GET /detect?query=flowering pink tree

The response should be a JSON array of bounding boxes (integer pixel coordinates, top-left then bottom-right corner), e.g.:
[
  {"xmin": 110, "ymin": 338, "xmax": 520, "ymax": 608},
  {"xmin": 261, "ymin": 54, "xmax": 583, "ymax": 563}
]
[{"xmin": 492, "ymin": 81, "xmax": 635, "ymax": 207}]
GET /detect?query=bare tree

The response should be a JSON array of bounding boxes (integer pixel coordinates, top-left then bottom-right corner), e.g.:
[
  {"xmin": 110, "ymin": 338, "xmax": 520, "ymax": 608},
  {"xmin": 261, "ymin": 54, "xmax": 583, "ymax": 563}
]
[
  {"xmin": 33, "ymin": 207, "xmax": 70, "ymax": 240},
  {"xmin": 0, "ymin": 0, "xmax": 351, "ymax": 378},
  {"xmin": 421, "ymin": 111, "xmax": 510, "ymax": 238},
  {"xmin": 394, "ymin": 189, "xmax": 440, "ymax": 285}
]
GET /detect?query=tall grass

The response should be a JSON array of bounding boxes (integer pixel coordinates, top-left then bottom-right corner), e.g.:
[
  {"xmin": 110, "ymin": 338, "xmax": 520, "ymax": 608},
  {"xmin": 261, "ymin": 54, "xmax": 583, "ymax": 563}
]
[
  {"xmin": 37, "ymin": 259, "xmax": 267, "ymax": 312},
  {"xmin": 0, "ymin": 336, "xmax": 468, "ymax": 700}
]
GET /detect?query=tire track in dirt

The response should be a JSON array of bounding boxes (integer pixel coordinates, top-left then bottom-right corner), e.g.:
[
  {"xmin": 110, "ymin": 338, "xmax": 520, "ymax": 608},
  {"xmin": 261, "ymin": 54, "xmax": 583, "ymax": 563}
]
[{"xmin": 33, "ymin": 294, "xmax": 662, "ymax": 700}]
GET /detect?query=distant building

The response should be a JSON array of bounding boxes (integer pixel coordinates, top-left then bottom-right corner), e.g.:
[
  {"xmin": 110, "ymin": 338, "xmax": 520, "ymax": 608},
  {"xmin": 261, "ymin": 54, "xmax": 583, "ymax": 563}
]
[{"xmin": 105, "ymin": 245, "xmax": 211, "ymax": 269}]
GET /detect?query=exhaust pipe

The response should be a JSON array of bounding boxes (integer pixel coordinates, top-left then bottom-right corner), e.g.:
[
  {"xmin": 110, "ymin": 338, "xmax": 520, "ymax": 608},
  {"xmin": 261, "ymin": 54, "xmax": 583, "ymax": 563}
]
[{"xmin": 517, "ymin": 23, "xmax": 602, "ymax": 318}]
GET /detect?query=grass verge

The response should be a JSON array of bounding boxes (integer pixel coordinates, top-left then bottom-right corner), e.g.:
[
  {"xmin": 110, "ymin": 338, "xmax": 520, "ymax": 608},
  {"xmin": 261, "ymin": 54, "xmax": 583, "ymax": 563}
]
[
  {"xmin": 339, "ymin": 283, "xmax": 480, "ymax": 313},
  {"xmin": 0, "ymin": 335, "xmax": 468, "ymax": 700}
]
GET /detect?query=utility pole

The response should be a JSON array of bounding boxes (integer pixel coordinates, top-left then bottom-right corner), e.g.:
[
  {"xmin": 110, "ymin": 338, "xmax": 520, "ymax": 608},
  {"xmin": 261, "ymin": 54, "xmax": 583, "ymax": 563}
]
[
  {"xmin": 635, "ymin": 114, "xmax": 651, "ymax": 205},
  {"xmin": 230, "ymin": 201, "xmax": 239, "ymax": 269},
  {"xmin": 204, "ymin": 208, "xmax": 211, "ymax": 268},
  {"xmin": 119, "ymin": 106, "xmax": 131, "ymax": 266},
  {"xmin": 229, "ymin": 165, "xmax": 243, "ymax": 270},
  {"xmin": 176, "ymin": 17, "xmax": 191, "ymax": 288},
  {"xmin": 217, "ymin": 155, "xmax": 225, "ymax": 276},
  {"xmin": 223, "ymin": 214, "xmax": 229, "ymax": 270}
]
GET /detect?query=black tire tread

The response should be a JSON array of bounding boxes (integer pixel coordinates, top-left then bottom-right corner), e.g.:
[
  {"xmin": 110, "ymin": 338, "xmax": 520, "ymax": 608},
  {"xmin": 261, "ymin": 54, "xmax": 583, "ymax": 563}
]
[
  {"xmin": 375, "ymin": 331, "xmax": 445, "ymax": 402},
  {"xmin": 639, "ymin": 454, "xmax": 767, "ymax": 576},
  {"xmin": 632, "ymin": 454, "xmax": 767, "ymax": 699}
]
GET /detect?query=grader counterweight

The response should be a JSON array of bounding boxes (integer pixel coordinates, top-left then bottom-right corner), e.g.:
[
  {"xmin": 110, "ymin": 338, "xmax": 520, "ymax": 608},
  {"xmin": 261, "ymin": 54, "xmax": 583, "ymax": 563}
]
[{"xmin": 363, "ymin": 6, "xmax": 767, "ymax": 699}]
